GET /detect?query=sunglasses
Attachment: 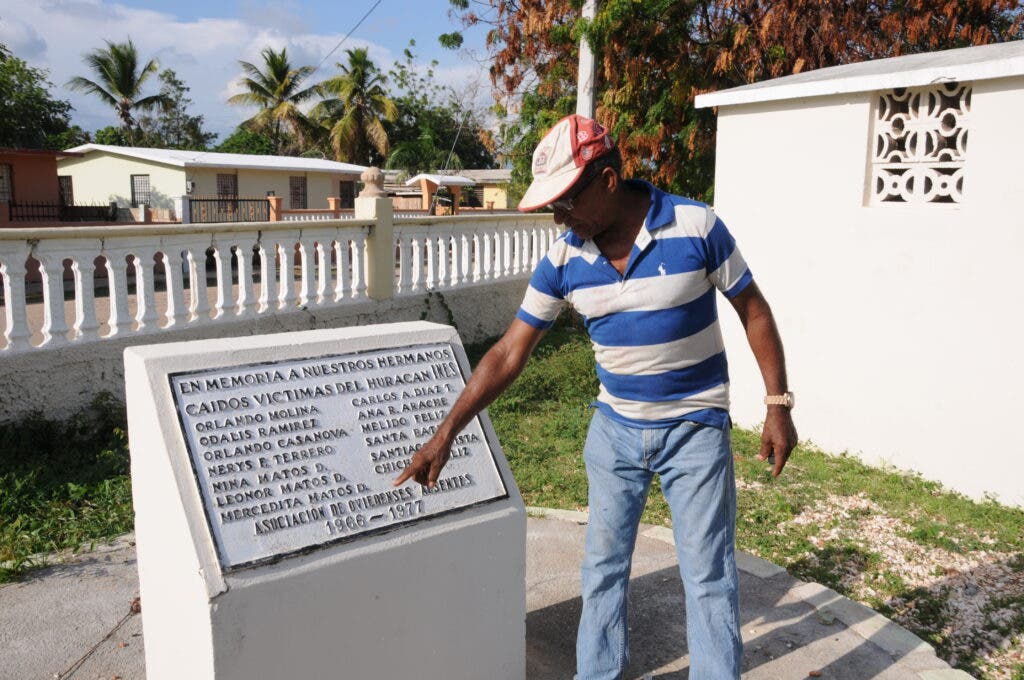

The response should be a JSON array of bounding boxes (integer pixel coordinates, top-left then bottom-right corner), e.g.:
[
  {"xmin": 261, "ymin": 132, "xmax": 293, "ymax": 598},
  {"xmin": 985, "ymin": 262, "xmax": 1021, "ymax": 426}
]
[{"xmin": 548, "ymin": 171, "xmax": 600, "ymax": 213}]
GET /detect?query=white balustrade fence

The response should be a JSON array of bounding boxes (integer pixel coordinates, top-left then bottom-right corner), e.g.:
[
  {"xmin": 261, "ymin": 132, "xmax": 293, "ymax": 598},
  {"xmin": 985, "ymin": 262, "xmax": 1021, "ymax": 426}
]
[
  {"xmin": 282, "ymin": 210, "xmax": 357, "ymax": 222},
  {"xmin": 0, "ymin": 211, "xmax": 556, "ymax": 353},
  {"xmin": 393, "ymin": 215, "xmax": 558, "ymax": 296}
]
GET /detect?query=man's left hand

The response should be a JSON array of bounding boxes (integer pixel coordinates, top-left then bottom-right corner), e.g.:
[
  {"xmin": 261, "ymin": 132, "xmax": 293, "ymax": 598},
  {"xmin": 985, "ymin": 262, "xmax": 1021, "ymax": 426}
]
[{"xmin": 758, "ymin": 407, "xmax": 797, "ymax": 476}]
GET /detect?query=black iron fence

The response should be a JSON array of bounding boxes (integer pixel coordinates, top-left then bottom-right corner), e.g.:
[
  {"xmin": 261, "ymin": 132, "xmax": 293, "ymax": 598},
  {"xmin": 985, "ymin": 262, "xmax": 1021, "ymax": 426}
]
[
  {"xmin": 189, "ymin": 197, "xmax": 269, "ymax": 223},
  {"xmin": 8, "ymin": 201, "xmax": 119, "ymax": 222}
]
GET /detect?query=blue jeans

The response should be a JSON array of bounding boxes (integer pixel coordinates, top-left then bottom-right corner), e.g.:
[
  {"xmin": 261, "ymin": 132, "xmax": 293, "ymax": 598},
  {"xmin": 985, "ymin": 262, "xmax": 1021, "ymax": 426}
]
[{"xmin": 576, "ymin": 409, "xmax": 741, "ymax": 680}]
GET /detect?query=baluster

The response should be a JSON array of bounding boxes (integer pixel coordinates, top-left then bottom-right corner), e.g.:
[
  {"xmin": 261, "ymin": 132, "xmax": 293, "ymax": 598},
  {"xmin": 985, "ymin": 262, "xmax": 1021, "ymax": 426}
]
[
  {"xmin": 0, "ymin": 244, "xmax": 32, "ymax": 351},
  {"xmin": 314, "ymin": 240, "xmax": 329, "ymax": 305},
  {"xmin": 460, "ymin": 230, "xmax": 471, "ymax": 285},
  {"xmin": 34, "ymin": 252, "xmax": 69, "ymax": 347},
  {"xmin": 334, "ymin": 238, "xmax": 350, "ymax": 300},
  {"xmin": 277, "ymin": 241, "xmax": 296, "ymax": 310},
  {"xmin": 448, "ymin": 230, "xmax": 460, "ymax": 288},
  {"xmin": 505, "ymin": 229, "xmax": 515, "ymax": 277},
  {"xmin": 133, "ymin": 247, "xmax": 159, "ymax": 331},
  {"xmin": 235, "ymin": 235, "xmax": 258, "ymax": 317},
  {"xmin": 471, "ymin": 231, "xmax": 482, "ymax": 283},
  {"xmin": 436, "ymin": 233, "xmax": 449, "ymax": 290},
  {"xmin": 410, "ymin": 233, "xmax": 423, "ymax": 293},
  {"xmin": 499, "ymin": 227, "xmax": 512, "ymax": 278},
  {"xmin": 425, "ymin": 232, "xmax": 436, "ymax": 289},
  {"xmin": 481, "ymin": 228, "xmax": 493, "ymax": 281},
  {"xmin": 296, "ymin": 238, "xmax": 314, "ymax": 307},
  {"xmin": 257, "ymin": 239, "xmax": 273, "ymax": 312},
  {"xmin": 523, "ymin": 227, "xmax": 534, "ymax": 272},
  {"xmin": 351, "ymin": 233, "xmax": 366, "ymax": 299},
  {"xmin": 398, "ymin": 232, "xmax": 413, "ymax": 295},
  {"xmin": 186, "ymin": 243, "xmax": 211, "ymax": 322},
  {"xmin": 161, "ymin": 248, "xmax": 186, "ymax": 328},
  {"xmin": 68, "ymin": 249, "xmax": 100, "ymax": 340},
  {"xmin": 211, "ymin": 242, "xmax": 233, "ymax": 319},
  {"xmin": 103, "ymin": 248, "xmax": 132, "ymax": 337}
]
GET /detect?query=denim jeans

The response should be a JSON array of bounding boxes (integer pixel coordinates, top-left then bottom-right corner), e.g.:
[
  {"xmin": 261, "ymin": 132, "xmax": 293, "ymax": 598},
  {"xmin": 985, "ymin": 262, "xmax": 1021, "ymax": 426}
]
[{"xmin": 575, "ymin": 409, "xmax": 741, "ymax": 680}]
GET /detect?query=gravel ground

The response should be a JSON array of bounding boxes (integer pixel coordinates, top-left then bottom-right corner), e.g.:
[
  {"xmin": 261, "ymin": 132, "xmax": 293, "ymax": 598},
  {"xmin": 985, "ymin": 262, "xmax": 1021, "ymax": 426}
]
[{"xmin": 770, "ymin": 492, "xmax": 1024, "ymax": 679}]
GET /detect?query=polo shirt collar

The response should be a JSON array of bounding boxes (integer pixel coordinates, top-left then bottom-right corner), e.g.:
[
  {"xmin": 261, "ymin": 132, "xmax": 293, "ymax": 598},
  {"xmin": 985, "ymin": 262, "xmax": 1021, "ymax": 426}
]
[{"xmin": 568, "ymin": 180, "xmax": 674, "ymax": 265}]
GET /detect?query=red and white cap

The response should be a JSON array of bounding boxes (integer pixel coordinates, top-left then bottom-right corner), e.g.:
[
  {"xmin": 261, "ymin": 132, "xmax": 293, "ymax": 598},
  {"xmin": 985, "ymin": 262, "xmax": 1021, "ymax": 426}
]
[{"xmin": 518, "ymin": 114, "xmax": 616, "ymax": 212}]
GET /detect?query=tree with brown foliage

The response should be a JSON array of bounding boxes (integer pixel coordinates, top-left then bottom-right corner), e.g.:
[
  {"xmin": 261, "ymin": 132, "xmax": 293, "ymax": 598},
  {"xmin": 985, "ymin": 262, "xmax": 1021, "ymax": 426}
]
[{"xmin": 447, "ymin": 0, "xmax": 1023, "ymax": 202}]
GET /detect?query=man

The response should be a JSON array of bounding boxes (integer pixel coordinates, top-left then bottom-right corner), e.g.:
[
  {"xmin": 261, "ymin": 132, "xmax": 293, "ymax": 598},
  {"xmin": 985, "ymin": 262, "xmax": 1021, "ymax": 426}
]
[{"xmin": 395, "ymin": 114, "xmax": 797, "ymax": 680}]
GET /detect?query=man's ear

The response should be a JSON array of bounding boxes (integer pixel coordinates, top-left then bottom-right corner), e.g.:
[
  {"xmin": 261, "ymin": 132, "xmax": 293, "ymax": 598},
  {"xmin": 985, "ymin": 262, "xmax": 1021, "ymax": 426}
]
[{"xmin": 602, "ymin": 166, "xmax": 619, "ymax": 194}]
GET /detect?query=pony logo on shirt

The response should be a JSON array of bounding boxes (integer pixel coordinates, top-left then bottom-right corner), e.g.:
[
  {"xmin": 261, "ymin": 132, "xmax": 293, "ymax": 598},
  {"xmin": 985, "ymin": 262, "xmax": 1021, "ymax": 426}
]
[{"xmin": 658, "ymin": 262, "xmax": 667, "ymax": 276}]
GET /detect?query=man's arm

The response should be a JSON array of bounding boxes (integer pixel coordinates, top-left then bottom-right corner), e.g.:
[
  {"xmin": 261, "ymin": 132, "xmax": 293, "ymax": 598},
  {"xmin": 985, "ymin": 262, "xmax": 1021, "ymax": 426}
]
[
  {"xmin": 728, "ymin": 282, "xmax": 798, "ymax": 476},
  {"xmin": 393, "ymin": 319, "xmax": 547, "ymax": 488}
]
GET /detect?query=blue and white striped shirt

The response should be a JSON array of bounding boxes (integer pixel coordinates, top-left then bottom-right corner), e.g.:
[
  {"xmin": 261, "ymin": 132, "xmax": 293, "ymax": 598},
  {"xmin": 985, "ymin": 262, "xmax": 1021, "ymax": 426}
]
[{"xmin": 516, "ymin": 181, "xmax": 753, "ymax": 429}]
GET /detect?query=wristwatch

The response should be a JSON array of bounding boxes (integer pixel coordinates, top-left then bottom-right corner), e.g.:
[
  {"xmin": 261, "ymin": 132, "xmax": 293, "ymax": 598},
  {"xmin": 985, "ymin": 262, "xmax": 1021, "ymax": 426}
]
[{"xmin": 764, "ymin": 392, "xmax": 795, "ymax": 408}]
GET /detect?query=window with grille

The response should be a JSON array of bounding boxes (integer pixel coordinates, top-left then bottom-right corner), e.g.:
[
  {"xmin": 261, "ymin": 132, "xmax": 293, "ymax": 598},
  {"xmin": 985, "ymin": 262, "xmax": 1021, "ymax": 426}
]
[
  {"xmin": 0, "ymin": 164, "xmax": 12, "ymax": 203},
  {"xmin": 870, "ymin": 81, "xmax": 970, "ymax": 205},
  {"xmin": 290, "ymin": 176, "xmax": 307, "ymax": 209},
  {"xmin": 217, "ymin": 173, "xmax": 238, "ymax": 198},
  {"xmin": 130, "ymin": 174, "xmax": 151, "ymax": 207},
  {"xmin": 339, "ymin": 180, "xmax": 355, "ymax": 209},
  {"xmin": 58, "ymin": 176, "xmax": 74, "ymax": 205}
]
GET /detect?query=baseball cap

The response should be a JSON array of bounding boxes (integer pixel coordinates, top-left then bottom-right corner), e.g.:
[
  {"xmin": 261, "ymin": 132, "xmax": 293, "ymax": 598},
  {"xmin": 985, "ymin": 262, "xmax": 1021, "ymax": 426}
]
[{"xmin": 518, "ymin": 114, "xmax": 616, "ymax": 212}]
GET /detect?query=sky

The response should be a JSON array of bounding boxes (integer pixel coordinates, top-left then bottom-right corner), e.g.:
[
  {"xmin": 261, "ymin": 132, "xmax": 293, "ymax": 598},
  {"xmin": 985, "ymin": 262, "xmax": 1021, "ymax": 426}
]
[{"xmin": 0, "ymin": 0, "xmax": 497, "ymax": 142}]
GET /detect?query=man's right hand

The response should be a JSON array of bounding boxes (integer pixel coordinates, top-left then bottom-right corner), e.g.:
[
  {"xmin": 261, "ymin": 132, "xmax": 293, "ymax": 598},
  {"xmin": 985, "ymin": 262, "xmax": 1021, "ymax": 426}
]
[{"xmin": 393, "ymin": 435, "xmax": 452, "ymax": 489}]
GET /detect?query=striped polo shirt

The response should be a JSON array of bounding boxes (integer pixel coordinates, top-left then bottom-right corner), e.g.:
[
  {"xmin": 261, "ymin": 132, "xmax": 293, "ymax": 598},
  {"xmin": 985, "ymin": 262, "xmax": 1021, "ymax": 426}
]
[{"xmin": 515, "ymin": 180, "xmax": 753, "ymax": 429}]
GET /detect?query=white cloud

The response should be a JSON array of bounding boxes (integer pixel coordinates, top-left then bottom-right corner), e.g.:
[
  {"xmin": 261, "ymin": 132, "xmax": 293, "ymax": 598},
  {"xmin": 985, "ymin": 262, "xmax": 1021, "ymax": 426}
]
[{"xmin": 2, "ymin": 0, "xmax": 496, "ymax": 143}]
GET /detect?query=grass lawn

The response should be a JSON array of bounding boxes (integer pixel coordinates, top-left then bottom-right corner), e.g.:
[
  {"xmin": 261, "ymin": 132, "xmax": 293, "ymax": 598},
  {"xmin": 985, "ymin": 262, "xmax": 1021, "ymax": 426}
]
[{"xmin": 2, "ymin": 318, "xmax": 1023, "ymax": 678}]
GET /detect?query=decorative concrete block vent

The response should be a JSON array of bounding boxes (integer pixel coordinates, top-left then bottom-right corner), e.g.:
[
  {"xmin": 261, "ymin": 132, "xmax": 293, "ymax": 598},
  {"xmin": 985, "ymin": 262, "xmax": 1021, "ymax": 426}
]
[{"xmin": 871, "ymin": 81, "xmax": 970, "ymax": 205}]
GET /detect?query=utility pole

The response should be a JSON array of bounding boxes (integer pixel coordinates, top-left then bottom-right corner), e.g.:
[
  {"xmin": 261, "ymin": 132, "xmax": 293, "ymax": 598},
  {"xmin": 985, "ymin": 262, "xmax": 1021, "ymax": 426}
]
[{"xmin": 576, "ymin": 0, "xmax": 597, "ymax": 118}]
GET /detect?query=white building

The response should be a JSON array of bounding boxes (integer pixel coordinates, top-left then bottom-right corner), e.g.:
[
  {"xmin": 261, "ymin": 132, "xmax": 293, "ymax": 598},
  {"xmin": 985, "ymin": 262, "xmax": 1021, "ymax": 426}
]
[
  {"xmin": 59, "ymin": 145, "xmax": 367, "ymax": 216},
  {"xmin": 696, "ymin": 40, "xmax": 1024, "ymax": 506}
]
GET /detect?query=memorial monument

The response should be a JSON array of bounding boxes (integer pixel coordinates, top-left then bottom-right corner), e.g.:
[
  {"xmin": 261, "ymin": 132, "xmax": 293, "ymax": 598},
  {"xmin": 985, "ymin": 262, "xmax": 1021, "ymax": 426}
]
[{"xmin": 125, "ymin": 321, "xmax": 526, "ymax": 679}]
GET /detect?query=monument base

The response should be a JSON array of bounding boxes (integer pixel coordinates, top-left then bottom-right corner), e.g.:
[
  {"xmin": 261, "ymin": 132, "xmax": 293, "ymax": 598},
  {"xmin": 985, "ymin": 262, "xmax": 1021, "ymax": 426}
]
[{"xmin": 125, "ymin": 322, "xmax": 526, "ymax": 680}]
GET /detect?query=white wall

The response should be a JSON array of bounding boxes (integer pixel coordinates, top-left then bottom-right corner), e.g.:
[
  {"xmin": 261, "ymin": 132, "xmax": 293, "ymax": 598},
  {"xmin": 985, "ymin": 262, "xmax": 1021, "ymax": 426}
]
[
  {"xmin": 713, "ymin": 76, "xmax": 1024, "ymax": 506},
  {"xmin": 1, "ymin": 278, "xmax": 529, "ymax": 424},
  {"xmin": 188, "ymin": 168, "xmax": 359, "ymax": 208},
  {"xmin": 58, "ymin": 154, "xmax": 184, "ymax": 209}
]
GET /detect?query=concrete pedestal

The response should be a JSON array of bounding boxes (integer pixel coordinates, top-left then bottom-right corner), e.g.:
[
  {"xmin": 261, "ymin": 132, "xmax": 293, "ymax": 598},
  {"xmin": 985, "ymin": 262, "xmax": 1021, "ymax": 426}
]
[{"xmin": 125, "ymin": 322, "xmax": 526, "ymax": 679}]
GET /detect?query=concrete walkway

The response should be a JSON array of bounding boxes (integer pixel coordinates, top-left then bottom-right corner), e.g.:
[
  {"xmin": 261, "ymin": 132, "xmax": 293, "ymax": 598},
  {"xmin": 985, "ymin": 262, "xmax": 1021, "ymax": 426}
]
[{"xmin": 0, "ymin": 509, "xmax": 969, "ymax": 680}]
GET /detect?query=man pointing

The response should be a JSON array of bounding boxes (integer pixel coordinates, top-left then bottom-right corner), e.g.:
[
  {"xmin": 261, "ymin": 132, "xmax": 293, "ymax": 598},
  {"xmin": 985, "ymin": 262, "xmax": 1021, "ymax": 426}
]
[{"xmin": 395, "ymin": 114, "xmax": 797, "ymax": 680}]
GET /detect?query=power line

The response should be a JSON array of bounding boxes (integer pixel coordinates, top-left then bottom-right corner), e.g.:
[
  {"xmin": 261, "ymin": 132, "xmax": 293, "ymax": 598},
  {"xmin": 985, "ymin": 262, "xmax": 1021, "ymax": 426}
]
[{"xmin": 310, "ymin": 0, "xmax": 384, "ymax": 78}]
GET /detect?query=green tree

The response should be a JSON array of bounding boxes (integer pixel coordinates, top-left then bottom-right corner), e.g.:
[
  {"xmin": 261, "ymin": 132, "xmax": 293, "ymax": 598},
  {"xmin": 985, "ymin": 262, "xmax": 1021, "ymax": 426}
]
[
  {"xmin": 67, "ymin": 38, "xmax": 170, "ymax": 144},
  {"xmin": 447, "ymin": 0, "xmax": 1024, "ymax": 203},
  {"xmin": 228, "ymin": 46, "xmax": 317, "ymax": 155},
  {"xmin": 137, "ymin": 69, "xmax": 217, "ymax": 150},
  {"xmin": 45, "ymin": 125, "xmax": 91, "ymax": 150},
  {"xmin": 384, "ymin": 42, "xmax": 496, "ymax": 176},
  {"xmin": 0, "ymin": 45, "xmax": 75, "ymax": 149},
  {"xmin": 216, "ymin": 128, "xmax": 276, "ymax": 155},
  {"xmin": 313, "ymin": 47, "xmax": 398, "ymax": 164},
  {"xmin": 93, "ymin": 125, "xmax": 128, "ymax": 146}
]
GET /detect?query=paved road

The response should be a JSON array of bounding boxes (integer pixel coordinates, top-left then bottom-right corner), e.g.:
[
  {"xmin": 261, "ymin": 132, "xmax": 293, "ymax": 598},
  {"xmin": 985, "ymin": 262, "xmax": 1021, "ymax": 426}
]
[{"xmin": 0, "ymin": 510, "xmax": 967, "ymax": 680}]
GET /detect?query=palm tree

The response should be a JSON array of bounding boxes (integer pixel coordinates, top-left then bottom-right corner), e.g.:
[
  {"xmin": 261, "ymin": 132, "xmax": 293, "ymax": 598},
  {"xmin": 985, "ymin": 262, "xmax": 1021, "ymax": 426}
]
[
  {"xmin": 313, "ymin": 48, "xmax": 398, "ymax": 164},
  {"xmin": 67, "ymin": 39, "xmax": 170, "ymax": 144},
  {"xmin": 227, "ymin": 47, "xmax": 318, "ymax": 155}
]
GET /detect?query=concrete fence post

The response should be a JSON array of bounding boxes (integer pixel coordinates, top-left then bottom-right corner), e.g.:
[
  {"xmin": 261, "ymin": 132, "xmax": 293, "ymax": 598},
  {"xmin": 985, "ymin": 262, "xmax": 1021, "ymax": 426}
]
[
  {"xmin": 268, "ymin": 196, "xmax": 283, "ymax": 222},
  {"xmin": 176, "ymin": 196, "xmax": 190, "ymax": 224},
  {"xmin": 357, "ymin": 167, "xmax": 394, "ymax": 301}
]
